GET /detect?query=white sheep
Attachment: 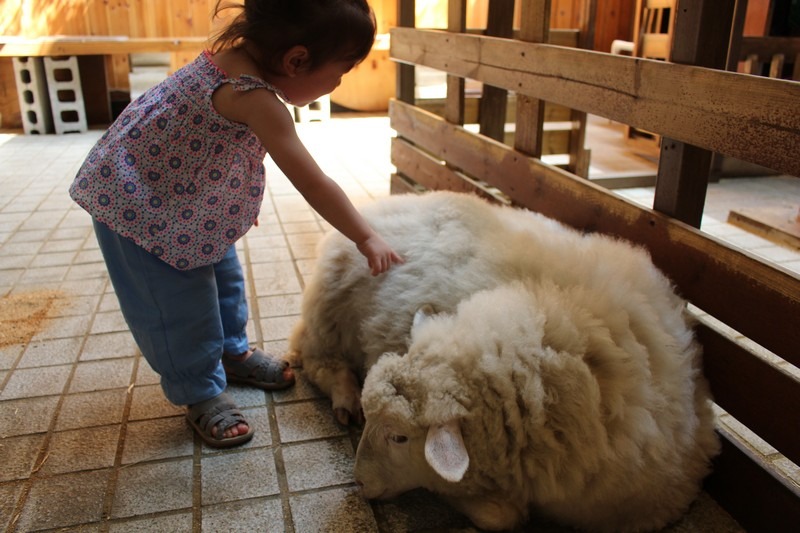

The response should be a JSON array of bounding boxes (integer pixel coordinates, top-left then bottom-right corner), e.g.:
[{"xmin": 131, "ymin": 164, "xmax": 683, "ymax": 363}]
[
  {"xmin": 288, "ymin": 191, "xmax": 719, "ymax": 531},
  {"xmin": 290, "ymin": 190, "xmax": 591, "ymax": 424}
]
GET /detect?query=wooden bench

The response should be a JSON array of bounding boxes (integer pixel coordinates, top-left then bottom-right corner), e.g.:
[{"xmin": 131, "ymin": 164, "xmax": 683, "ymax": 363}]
[
  {"xmin": 390, "ymin": 2, "xmax": 799, "ymax": 531},
  {"xmin": 0, "ymin": 36, "xmax": 207, "ymax": 129}
]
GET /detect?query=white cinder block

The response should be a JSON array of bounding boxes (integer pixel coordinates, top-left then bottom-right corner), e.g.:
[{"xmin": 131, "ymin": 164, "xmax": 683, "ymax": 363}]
[
  {"xmin": 43, "ymin": 56, "xmax": 88, "ymax": 134},
  {"xmin": 12, "ymin": 57, "xmax": 53, "ymax": 135}
]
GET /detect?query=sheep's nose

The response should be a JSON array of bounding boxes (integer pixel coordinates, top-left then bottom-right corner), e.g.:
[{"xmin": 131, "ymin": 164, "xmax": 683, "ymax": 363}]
[{"xmin": 354, "ymin": 479, "xmax": 364, "ymax": 491}]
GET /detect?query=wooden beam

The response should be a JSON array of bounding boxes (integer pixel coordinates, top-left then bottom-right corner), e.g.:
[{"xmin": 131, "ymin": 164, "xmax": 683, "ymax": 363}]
[
  {"xmin": 389, "ymin": 28, "xmax": 800, "ymax": 176},
  {"xmin": 0, "ymin": 36, "xmax": 207, "ymax": 57},
  {"xmin": 697, "ymin": 320, "xmax": 800, "ymax": 466},
  {"xmin": 396, "ymin": 0, "xmax": 416, "ymax": 104},
  {"xmin": 445, "ymin": 0, "xmax": 466, "ymax": 125},
  {"xmin": 728, "ymin": 206, "xmax": 800, "ymax": 249},
  {"xmin": 704, "ymin": 427, "xmax": 800, "ymax": 533},
  {"xmin": 653, "ymin": 0, "xmax": 736, "ymax": 227},
  {"xmin": 478, "ymin": 0, "xmax": 514, "ymax": 142},
  {"xmin": 514, "ymin": 0, "xmax": 551, "ymax": 158},
  {"xmin": 739, "ymin": 36, "xmax": 800, "ymax": 59},
  {"xmin": 391, "ymin": 137, "xmax": 507, "ymax": 202}
]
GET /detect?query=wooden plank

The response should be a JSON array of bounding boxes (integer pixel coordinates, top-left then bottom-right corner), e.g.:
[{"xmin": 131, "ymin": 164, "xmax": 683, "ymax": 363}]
[
  {"xmin": 391, "ymin": 137, "xmax": 506, "ymax": 202},
  {"xmin": 653, "ymin": 0, "xmax": 735, "ymax": 228},
  {"xmin": 0, "ymin": 58, "xmax": 21, "ymax": 128},
  {"xmin": 704, "ymin": 427, "xmax": 800, "ymax": 533},
  {"xmin": 0, "ymin": 37, "xmax": 208, "ymax": 56},
  {"xmin": 514, "ymin": 0, "xmax": 550, "ymax": 158},
  {"xmin": 390, "ymin": 173, "xmax": 422, "ymax": 195},
  {"xmin": 465, "ymin": 28, "xmax": 580, "ymax": 47},
  {"xmin": 390, "ymin": 99, "xmax": 800, "ymax": 363},
  {"xmin": 645, "ymin": 0, "xmax": 674, "ymax": 9},
  {"xmin": 417, "ymin": 96, "xmax": 572, "ymax": 124},
  {"xmin": 593, "ymin": 0, "xmax": 635, "ymax": 53},
  {"xmin": 743, "ymin": 0, "xmax": 774, "ymax": 37},
  {"xmin": 105, "ymin": 54, "xmax": 130, "ymax": 91},
  {"xmin": 478, "ymin": 0, "xmax": 514, "ymax": 142},
  {"xmin": 396, "ymin": 0, "xmax": 416, "ymax": 104},
  {"xmin": 653, "ymin": 140, "xmax": 711, "ymax": 226},
  {"xmin": 445, "ymin": 0, "xmax": 466, "ymax": 125},
  {"xmin": 389, "ymin": 28, "xmax": 800, "ymax": 176},
  {"xmin": 769, "ymin": 54, "xmax": 785, "ymax": 79},
  {"xmin": 169, "ymin": 0, "xmax": 206, "ymax": 37},
  {"xmin": 728, "ymin": 206, "xmax": 800, "ymax": 250},
  {"xmin": 639, "ymin": 34, "xmax": 670, "ymax": 59},
  {"xmin": 84, "ymin": 0, "xmax": 111, "ymax": 36},
  {"xmin": 567, "ymin": 0, "xmax": 595, "ymax": 177},
  {"xmin": 697, "ymin": 321, "xmax": 800, "ymax": 466},
  {"xmin": 105, "ymin": 0, "xmax": 132, "ymax": 37},
  {"xmin": 77, "ymin": 55, "xmax": 111, "ymax": 125},
  {"xmin": 739, "ymin": 36, "xmax": 800, "ymax": 59}
]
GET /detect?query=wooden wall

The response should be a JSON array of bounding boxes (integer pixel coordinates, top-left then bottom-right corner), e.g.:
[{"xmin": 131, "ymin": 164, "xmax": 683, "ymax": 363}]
[
  {"xmin": 0, "ymin": 0, "xmax": 409, "ymax": 128},
  {"xmin": 0, "ymin": 0, "xmax": 223, "ymax": 38},
  {"xmin": 0, "ymin": 0, "xmax": 238, "ymax": 129}
]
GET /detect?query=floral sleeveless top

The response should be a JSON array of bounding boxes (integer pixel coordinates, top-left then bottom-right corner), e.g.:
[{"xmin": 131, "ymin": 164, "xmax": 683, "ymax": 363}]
[{"xmin": 70, "ymin": 51, "xmax": 278, "ymax": 270}]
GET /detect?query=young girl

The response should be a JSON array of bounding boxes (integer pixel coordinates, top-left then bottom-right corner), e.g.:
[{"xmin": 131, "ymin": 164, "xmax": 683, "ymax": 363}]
[{"xmin": 69, "ymin": 0, "xmax": 403, "ymax": 448}]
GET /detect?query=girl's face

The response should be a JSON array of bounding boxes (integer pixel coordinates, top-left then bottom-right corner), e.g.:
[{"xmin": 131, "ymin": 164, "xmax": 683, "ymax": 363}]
[{"xmin": 280, "ymin": 59, "xmax": 356, "ymax": 107}]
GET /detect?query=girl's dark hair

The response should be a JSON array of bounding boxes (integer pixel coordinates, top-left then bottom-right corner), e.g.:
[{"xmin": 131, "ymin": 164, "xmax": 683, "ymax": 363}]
[{"xmin": 212, "ymin": 0, "xmax": 375, "ymax": 73}]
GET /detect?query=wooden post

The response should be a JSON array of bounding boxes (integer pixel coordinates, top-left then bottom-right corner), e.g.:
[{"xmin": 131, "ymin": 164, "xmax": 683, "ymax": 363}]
[
  {"xmin": 514, "ymin": 0, "xmax": 551, "ymax": 158},
  {"xmin": 445, "ymin": 0, "xmax": 467, "ymax": 125},
  {"xmin": 653, "ymin": 0, "xmax": 737, "ymax": 227},
  {"xmin": 478, "ymin": 0, "xmax": 515, "ymax": 142},
  {"xmin": 397, "ymin": 0, "xmax": 416, "ymax": 104},
  {"xmin": 568, "ymin": 0, "xmax": 596, "ymax": 177}
]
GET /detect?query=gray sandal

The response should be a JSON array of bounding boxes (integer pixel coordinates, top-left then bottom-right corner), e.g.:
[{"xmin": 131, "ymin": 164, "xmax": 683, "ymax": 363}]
[
  {"xmin": 186, "ymin": 391, "xmax": 254, "ymax": 448},
  {"xmin": 223, "ymin": 348, "xmax": 295, "ymax": 390}
]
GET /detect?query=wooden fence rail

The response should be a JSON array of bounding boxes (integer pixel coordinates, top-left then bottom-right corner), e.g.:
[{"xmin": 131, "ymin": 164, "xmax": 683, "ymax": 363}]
[{"xmin": 391, "ymin": 27, "xmax": 800, "ymax": 176}]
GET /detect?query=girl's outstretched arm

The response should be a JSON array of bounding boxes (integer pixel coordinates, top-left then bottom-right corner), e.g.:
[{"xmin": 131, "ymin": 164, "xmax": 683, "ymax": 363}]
[{"xmin": 228, "ymin": 89, "xmax": 403, "ymax": 275}]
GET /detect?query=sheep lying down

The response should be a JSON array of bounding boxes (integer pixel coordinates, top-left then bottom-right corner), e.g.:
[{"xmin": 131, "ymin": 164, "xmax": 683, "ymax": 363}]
[{"xmin": 287, "ymin": 191, "xmax": 720, "ymax": 532}]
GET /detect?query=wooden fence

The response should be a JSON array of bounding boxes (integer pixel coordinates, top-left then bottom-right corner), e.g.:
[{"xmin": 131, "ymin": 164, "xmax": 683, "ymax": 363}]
[{"xmin": 389, "ymin": 1, "xmax": 800, "ymax": 531}]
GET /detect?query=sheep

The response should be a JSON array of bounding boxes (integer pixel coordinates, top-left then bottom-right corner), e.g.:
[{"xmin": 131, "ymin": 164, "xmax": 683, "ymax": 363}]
[
  {"xmin": 288, "ymin": 190, "xmax": 719, "ymax": 530},
  {"xmin": 355, "ymin": 280, "xmax": 719, "ymax": 532},
  {"xmin": 288, "ymin": 190, "xmax": 576, "ymax": 425}
]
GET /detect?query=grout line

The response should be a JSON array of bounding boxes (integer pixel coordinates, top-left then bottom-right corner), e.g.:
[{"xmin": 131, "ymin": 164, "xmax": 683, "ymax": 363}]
[
  {"xmin": 191, "ymin": 427, "xmax": 203, "ymax": 532},
  {"xmin": 94, "ymin": 277, "xmax": 134, "ymax": 533},
  {"xmin": 263, "ymin": 180, "xmax": 300, "ymax": 533},
  {"xmin": 6, "ymin": 279, "xmax": 108, "ymax": 532}
]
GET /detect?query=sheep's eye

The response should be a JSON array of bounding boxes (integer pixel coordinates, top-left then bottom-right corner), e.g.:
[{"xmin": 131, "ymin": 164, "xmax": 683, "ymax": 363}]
[{"xmin": 388, "ymin": 434, "xmax": 408, "ymax": 444}]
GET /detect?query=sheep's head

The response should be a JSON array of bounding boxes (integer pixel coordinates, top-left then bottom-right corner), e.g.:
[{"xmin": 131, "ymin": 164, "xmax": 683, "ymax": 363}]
[{"xmin": 354, "ymin": 307, "xmax": 471, "ymax": 499}]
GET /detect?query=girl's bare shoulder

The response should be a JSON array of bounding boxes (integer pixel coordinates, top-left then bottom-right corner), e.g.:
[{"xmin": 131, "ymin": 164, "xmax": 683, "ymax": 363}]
[{"xmin": 208, "ymin": 49, "xmax": 286, "ymax": 125}]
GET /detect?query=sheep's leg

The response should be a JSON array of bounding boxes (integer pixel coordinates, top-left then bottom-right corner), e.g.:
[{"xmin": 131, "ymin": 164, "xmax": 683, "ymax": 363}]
[
  {"xmin": 445, "ymin": 495, "xmax": 524, "ymax": 531},
  {"xmin": 329, "ymin": 367, "xmax": 364, "ymax": 426}
]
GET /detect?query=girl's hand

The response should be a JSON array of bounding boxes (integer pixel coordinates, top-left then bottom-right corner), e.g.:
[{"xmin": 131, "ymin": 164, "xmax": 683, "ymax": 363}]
[{"xmin": 357, "ymin": 234, "xmax": 405, "ymax": 276}]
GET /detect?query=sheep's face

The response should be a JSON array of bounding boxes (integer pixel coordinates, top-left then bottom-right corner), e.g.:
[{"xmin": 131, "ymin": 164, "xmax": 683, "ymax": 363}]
[
  {"xmin": 355, "ymin": 308, "xmax": 473, "ymax": 500},
  {"xmin": 354, "ymin": 414, "xmax": 429, "ymax": 499}
]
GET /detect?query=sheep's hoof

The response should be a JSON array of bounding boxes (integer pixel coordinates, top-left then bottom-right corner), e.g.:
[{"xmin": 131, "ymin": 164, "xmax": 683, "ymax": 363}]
[
  {"xmin": 333, "ymin": 406, "xmax": 365, "ymax": 426},
  {"xmin": 334, "ymin": 407, "xmax": 352, "ymax": 426}
]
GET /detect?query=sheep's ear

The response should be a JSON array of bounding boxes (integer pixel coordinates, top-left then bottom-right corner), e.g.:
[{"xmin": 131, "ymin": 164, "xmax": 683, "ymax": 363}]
[
  {"xmin": 412, "ymin": 304, "xmax": 436, "ymax": 332},
  {"xmin": 424, "ymin": 419, "xmax": 469, "ymax": 482}
]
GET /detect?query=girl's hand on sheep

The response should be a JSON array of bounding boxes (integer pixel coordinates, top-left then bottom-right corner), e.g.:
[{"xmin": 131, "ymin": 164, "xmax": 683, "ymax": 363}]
[{"xmin": 357, "ymin": 234, "xmax": 404, "ymax": 276}]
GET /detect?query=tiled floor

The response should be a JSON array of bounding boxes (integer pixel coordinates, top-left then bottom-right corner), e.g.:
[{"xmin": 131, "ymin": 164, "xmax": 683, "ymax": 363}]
[{"xmin": 1, "ymin": 114, "xmax": 797, "ymax": 532}]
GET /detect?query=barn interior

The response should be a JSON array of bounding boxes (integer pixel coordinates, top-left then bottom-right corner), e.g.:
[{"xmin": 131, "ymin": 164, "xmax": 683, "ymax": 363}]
[{"xmin": 0, "ymin": 1, "xmax": 798, "ymax": 531}]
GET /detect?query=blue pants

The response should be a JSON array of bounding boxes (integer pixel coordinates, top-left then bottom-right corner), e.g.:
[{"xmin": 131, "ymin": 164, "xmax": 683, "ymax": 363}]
[{"xmin": 93, "ymin": 219, "xmax": 249, "ymax": 405}]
